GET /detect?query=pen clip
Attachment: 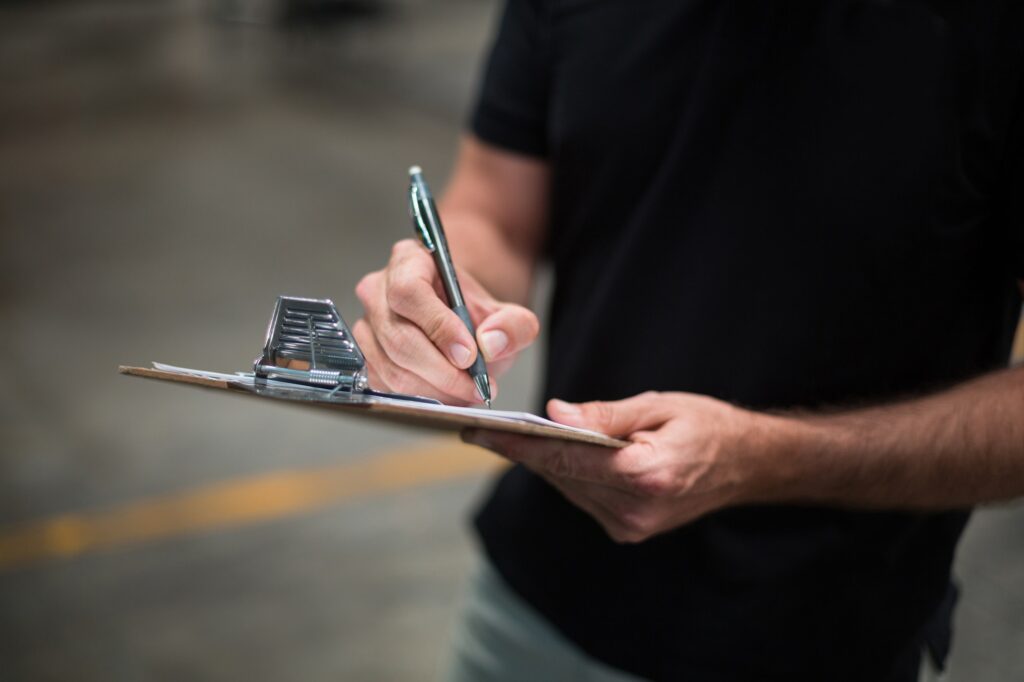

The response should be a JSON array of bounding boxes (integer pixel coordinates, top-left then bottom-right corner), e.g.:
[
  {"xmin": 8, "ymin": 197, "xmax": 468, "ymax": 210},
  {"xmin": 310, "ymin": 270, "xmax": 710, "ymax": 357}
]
[{"xmin": 409, "ymin": 184, "xmax": 436, "ymax": 253}]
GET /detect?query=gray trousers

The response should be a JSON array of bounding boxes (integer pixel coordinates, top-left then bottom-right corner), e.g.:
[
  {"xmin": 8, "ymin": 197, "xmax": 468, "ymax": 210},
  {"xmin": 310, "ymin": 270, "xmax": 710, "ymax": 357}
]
[
  {"xmin": 442, "ymin": 559, "xmax": 946, "ymax": 682},
  {"xmin": 443, "ymin": 559, "xmax": 645, "ymax": 682}
]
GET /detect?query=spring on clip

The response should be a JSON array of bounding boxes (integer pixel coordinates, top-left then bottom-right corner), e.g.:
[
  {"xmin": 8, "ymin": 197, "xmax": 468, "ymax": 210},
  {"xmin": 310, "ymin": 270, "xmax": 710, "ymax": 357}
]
[{"xmin": 307, "ymin": 368, "xmax": 343, "ymax": 386}]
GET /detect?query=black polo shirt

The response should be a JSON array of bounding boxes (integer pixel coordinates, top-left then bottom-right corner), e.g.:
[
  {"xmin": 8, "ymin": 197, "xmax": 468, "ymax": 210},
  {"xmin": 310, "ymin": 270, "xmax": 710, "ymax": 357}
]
[{"xmin": 469, "ymin": 1, "xmax": 1024, "ymax": 680}]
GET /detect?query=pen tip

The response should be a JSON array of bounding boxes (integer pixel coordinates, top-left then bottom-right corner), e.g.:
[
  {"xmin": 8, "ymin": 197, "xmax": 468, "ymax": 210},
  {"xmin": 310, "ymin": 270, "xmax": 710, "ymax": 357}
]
[
  {"xmin": 473, "ymin": 374, "xmax": 492, "ymax": 408},
  {"xmin": 485, "ymin": 399, "xmax": 492, "ymax": 409},
  {"xmin": 408, "ymin": 165, "xmax": 422, "ymax": 176}
]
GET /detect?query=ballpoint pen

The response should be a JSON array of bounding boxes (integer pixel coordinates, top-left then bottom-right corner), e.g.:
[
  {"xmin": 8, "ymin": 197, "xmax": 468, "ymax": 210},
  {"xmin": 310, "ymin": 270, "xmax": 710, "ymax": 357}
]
[{"xmin": 408, "ymin": 165, "xmax": 493, "ymax": 408}]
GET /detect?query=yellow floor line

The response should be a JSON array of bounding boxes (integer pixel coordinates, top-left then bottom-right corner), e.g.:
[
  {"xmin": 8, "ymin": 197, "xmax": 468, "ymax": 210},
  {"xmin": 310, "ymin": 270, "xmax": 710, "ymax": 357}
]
[
  {"xmin": 0, "ymin": 438, "xmax": 503, "ymax": 572},
  {"xmin": 3, "ymin": 313, "xmax": 1019, "ymax": 573}
]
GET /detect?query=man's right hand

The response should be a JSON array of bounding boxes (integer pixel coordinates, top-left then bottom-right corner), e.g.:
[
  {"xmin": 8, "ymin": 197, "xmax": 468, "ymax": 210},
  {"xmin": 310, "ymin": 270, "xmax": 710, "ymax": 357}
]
[{"xmin": 354, "ymin": 238, "xmax": 540, "ymax": 405}]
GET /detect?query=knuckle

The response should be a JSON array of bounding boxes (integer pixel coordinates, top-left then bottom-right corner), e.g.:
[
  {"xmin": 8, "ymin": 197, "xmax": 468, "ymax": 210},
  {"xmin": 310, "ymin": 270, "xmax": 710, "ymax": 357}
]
[
  {"xmin": 417, "ymin": 309, "xmax": 443, "ymax": 337},
  {"xmin": 390, "ymin": 239, "xmax": 417, "ymax": 260},
  {"xmin": 612, "ymin": 449, "xmax": 644, "ymax": 476},
  {"xmin": 631, "ymin": 470, "xmax": 673, "ymax": 498},
  {"xmin": 355, "ymin": 272, "xmax": 379, "ymax": 306},
  {"xmin": 386, "ymin": 274, "xmax": 419, "ymax": 312},
  {"xmin": 421, "ymin": 310, "xmax": 457, "ymax": 344}
]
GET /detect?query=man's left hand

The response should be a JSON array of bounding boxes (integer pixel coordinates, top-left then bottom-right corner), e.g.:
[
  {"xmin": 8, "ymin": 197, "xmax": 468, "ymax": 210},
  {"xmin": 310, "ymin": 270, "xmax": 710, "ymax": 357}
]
[{"xmin": 463, "ymin": 392, "xmax": 776, "ymax": 543}]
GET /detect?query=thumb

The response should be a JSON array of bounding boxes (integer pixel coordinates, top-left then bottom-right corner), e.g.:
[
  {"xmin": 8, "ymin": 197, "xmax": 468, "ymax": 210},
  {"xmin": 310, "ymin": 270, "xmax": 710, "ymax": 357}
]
[
  {"xmin": 547, "ymin": 392, "xmax": 671, "ymax": 437},
  {"xmin": 476, "ymin": 304, "xmax": 540, "ymax": 362}
]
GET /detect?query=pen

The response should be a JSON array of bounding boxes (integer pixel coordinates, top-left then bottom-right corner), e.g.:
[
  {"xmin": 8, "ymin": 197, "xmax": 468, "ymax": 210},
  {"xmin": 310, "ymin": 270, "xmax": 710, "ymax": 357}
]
[{"xmin": 408, "ymin": 165, "xmax": 493, "ymax": 408}]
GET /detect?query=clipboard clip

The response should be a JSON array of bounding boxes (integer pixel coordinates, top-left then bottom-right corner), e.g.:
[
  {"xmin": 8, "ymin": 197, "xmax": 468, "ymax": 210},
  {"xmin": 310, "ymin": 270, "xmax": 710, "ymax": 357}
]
[
  {"xmin": 121, "ymin": 297, "xmax": 625, "ymax": 447},
  {"xmin": 252, "ymin": 295, "xmax": 441, "ymax": 404},
  {"xmin": 254, "ymin": 296, "xmax": 370, "ymax": 394}
]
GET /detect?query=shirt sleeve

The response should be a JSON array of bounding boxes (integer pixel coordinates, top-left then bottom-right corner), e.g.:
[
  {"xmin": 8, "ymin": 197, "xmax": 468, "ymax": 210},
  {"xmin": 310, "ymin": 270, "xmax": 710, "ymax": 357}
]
[
  {"xmin": 1001, "ymin": 74, "xmax": 1024, "ymax": 279},
  {"xmin": 470, "ymin": 0, "xmax": 551, "ymax": 158},
  {"xmin": 1006, "ymin": 165, "xmax": 1024, "ymax": 282}
]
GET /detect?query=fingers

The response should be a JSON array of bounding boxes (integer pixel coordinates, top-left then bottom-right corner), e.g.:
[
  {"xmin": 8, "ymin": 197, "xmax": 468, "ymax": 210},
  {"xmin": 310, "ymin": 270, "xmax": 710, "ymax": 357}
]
[
  {"xmin": 461, "ymin": 428, "xmax": 694, "ymax": 543},
  {"xmin": 546, "ymin": 392, "xmax": 674, "ymax": 437},
  {"xmin": 476, "ymin": 304, "xmax": 540, "ymax": 362},
  {"xmin": 384, "ymin": 240, "xmax": 538, "ymax": 367},
  {"xmin": 352, "ymin": 319, "xmax": 471, "ymax": 405},
  {"xmin": 382, "ymin": 240, "xmax": 479, "ymax": 368},
  {"xmin": 363, "ymin": 302, "xmax": 483, "ymax": 401},
  {"xmin": 356, "ymin": 261, "xmax": 485, "ymax": 404},
  {"xmin": 354, "ymin": 238, "xmax": 537, "ymax": 403}
]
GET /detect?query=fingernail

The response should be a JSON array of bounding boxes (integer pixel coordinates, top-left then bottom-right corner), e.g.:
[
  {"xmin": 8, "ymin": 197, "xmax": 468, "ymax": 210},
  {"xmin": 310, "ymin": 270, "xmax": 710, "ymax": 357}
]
[
  {"xmin": 480, "ymin": 330, "xmax": 509, "ymax": 360},
  {"xmin": 549, "ymin": 399, "xmax": 581, "ymax": 417},
  {"xmin": 449, "ymin": 343, "xmax": 473, "ymax": 367}
]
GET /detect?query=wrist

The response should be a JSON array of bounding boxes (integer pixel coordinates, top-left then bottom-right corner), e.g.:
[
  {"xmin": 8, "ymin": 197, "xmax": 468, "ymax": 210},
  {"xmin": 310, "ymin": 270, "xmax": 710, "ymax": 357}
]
[{"xmin": 734, "ymin": 410, "xmax": 830, "ymax": 505}]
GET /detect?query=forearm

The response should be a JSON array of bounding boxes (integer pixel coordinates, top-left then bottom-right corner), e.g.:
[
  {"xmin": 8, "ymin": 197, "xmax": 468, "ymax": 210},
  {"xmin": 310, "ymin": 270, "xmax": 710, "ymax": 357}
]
[
  {"xmin": 438, "ymin": 207, "xmax": 535, "ymax": 306},
  {"xmin": 436, "ymin": 135, "xmax": 549, "ymax": 307},
  {"xmin": 754, "ymin": 365, "xmax": 1024, "ymax": 509}
]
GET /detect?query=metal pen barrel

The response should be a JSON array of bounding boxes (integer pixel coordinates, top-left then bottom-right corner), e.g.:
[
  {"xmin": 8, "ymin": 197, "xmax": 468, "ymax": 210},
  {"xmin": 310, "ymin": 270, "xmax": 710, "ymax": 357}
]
[{"xmin": 408, "ymin": 165, "xmax": 492, "ymax": 407}]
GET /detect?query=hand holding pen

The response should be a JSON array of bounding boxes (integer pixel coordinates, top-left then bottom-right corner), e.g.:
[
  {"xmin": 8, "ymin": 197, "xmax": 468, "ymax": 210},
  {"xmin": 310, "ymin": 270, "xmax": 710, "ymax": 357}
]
[{"xmin": 351, "ymin": 166, "xmax": 540, "ymax": 406}]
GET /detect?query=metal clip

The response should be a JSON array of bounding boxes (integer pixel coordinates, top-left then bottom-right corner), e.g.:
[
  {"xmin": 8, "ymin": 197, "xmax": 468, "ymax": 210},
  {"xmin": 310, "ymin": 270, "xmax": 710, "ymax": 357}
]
[{"xmin": 253, "ymin": 296, "xmax": 369, "ymax": 393}]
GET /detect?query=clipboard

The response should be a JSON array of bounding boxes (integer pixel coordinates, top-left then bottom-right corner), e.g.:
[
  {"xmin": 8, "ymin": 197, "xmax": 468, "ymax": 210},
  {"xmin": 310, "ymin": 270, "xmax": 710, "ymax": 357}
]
[{"xmin": 120, "ymin": 296, "xmax": 628, "ymax": 449}]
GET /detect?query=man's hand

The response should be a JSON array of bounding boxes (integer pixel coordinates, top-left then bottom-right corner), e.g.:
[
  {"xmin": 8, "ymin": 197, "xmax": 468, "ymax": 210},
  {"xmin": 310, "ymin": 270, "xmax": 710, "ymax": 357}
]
[
  {"xmin": 354, "ymin": 239, "xmax": 540, "ymax": 405},
  {"xmin": 463, "ymin": 392, "xmax": 769, "ymax": 543},
  {"xmin": 466, "ymin": 360, "xmax": 1024, "ymax": 538},
  {"xmin": 353, "ymin": 135, "xmax": 548, "ymax": 405}
]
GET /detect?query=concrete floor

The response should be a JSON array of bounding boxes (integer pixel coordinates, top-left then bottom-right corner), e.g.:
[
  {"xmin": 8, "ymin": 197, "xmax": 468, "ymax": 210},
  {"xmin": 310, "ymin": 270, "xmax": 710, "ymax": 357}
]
[{"xmin": 0, "ymin": 1, "xmax": 1021, "ymax": 680}]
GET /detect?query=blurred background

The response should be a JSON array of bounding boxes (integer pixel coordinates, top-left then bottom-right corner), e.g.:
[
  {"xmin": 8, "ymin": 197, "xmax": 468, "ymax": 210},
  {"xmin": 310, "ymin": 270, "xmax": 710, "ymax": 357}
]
[{"xmin": 0, "ymin": 0, "xmax": 1022, "ymax": 680}]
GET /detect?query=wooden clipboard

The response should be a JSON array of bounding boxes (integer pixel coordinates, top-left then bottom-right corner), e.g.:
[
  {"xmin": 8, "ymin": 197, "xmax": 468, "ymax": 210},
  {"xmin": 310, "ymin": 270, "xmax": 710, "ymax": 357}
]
[{"xmin": 120, "ymin": 365, "xmax": 629, "ymax": 449}]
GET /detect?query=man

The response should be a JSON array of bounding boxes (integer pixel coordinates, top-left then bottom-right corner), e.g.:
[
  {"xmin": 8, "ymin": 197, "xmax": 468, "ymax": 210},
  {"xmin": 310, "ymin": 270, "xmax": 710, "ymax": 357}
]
[{"xmin": 354, "ymin": 1, "xmax": 1024, "ymax": 679}]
